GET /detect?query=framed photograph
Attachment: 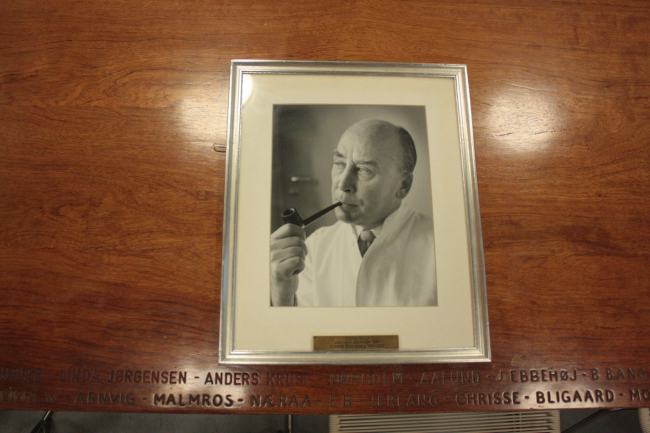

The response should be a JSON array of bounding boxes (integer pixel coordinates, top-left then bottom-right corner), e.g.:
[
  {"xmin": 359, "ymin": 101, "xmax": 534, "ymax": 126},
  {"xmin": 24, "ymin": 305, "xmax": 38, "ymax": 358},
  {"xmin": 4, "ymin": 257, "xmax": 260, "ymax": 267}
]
[{"xmin": 219, "ymin": 60, "xmax": 489, "ymax": 364}]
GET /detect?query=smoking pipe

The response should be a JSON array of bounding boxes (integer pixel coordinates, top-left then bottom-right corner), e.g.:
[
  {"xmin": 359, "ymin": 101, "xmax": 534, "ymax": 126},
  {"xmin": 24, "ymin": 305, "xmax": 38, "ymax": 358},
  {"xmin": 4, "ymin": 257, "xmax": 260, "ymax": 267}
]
[{"xmin": 282, "ymin": 201, "xmax": 342, "ymax": 227}]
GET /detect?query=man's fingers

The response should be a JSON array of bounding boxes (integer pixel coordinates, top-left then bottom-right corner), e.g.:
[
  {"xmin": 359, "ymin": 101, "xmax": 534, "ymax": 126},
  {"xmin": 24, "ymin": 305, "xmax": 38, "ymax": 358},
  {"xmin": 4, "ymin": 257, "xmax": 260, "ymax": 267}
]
[
  {"xmin": 271, "ymin": 223, "xmax": 306, "ymax": 240},
  {"xmin": 270, "ymin": 224, "xmax": 307, "ymax": 282},
  {"xmin": 270, "ymin": 237, "xmax": 307, "ymax": 254},
  {"xmin": 274, "ymin": 257, "xmax": 305, "ymax": 279},
  {"xmin": 271, "ymin": 246, "xmax": 306, "ymax": 262}
]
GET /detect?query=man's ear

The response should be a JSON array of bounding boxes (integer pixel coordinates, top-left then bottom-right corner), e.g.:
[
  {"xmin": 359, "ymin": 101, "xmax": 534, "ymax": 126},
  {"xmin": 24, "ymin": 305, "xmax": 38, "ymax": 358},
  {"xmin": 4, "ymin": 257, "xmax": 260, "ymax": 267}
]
[{"xmin": 397, "ymin": 173, "xmax": 413, "ymax": 198}]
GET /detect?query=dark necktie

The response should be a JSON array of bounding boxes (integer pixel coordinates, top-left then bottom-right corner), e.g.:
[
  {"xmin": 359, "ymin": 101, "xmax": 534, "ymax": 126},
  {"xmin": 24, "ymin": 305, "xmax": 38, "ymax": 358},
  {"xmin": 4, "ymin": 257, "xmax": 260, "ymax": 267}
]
[{"xmin": 357, "ymin": 229, "xmax": 376, "ymax": 257}]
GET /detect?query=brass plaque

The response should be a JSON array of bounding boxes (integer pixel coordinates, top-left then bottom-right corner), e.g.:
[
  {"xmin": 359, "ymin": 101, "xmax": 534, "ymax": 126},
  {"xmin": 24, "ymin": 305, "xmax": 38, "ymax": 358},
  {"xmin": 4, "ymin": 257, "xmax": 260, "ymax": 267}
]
[{"xmin": 313, "ymin": 335, "xmax": 399, "ymax": 351}]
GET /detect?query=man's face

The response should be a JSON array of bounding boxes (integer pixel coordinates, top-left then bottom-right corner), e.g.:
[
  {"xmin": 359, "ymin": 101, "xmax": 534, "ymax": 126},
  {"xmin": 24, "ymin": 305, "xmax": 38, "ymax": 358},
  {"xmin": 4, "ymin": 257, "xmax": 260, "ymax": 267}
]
[{"xmin": 331, "ymin": 126, "xmax": 409, "ymax": 229}]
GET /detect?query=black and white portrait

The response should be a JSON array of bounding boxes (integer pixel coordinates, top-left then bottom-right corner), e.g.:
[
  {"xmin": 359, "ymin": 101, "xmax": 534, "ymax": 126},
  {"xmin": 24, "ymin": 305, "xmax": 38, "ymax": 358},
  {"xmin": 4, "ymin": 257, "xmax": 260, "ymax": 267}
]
[{"xmin": 270, "ymin": 105, "xmax": 437, "ymax": 307}]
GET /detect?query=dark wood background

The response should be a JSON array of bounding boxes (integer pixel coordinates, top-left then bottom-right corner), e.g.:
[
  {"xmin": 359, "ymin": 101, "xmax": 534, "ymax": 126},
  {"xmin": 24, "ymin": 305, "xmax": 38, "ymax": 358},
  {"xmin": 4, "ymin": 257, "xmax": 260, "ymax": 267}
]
[{"xmin": 1, "ymin": 0, "xmax": 649, "ymax": 413}]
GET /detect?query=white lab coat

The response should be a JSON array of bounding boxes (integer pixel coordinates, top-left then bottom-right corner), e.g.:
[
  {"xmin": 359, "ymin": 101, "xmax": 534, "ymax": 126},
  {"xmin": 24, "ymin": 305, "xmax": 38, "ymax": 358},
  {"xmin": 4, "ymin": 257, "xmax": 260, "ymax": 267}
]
[{"xmin": 296, "ymin": 205, "xmax": 436, "ymax": 307}]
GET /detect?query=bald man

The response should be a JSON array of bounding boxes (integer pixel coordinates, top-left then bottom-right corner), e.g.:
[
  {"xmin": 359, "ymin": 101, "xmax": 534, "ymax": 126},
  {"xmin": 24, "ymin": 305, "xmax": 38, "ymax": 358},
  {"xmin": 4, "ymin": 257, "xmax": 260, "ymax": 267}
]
[{"xmin": 270, "ymin": 119, "xmax": 436, "ymax": 307}]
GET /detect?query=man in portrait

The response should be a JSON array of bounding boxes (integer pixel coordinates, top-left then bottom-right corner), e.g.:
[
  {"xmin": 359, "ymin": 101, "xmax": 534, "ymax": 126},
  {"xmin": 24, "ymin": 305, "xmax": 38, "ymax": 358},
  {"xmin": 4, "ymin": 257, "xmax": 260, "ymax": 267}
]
[{"xmin": 270, "ymin": 119, "xmax": 436, "ymax": 307}]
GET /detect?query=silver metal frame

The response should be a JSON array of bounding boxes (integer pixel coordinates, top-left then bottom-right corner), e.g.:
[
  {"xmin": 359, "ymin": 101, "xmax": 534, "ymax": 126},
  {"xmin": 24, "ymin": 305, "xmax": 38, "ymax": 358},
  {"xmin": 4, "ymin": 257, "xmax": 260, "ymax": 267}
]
[{"xmin": 219, "ymin": 60, "xmax": 490, "ymax": 364}]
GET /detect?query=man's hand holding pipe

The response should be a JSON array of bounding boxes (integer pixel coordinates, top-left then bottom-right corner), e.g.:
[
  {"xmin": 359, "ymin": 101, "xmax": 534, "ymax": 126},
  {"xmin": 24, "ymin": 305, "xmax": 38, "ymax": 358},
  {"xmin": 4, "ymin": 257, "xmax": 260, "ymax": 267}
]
[{"xmin": 270, "ymin": 223, "xmax": 307, "ymax": 306}]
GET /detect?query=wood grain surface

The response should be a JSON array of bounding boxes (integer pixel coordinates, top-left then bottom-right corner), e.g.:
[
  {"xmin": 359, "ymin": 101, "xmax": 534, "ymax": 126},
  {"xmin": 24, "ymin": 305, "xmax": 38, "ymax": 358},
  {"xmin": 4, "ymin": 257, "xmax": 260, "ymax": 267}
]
[{"xmin": 1, "ymin": 0, "xmax": 649, "ymax": 413}]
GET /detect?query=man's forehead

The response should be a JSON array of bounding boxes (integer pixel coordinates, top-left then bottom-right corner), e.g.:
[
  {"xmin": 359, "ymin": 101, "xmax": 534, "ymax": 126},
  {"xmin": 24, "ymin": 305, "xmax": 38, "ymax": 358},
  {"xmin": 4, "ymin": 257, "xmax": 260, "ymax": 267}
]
[
  {"xmin": 333, "ymin": 148, "xmax": 379, "ymax": 166},
  {"xmin": 335, "ymin": 132, "xmax": 399, "ymax": 162}
]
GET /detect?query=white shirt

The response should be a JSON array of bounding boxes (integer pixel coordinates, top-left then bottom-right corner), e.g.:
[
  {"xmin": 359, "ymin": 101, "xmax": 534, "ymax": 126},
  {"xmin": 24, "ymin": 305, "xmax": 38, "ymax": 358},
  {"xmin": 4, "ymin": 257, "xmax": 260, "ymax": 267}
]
[{"xmin": 296, "ymin": 205, "xmax": 436, "ymax": 307}]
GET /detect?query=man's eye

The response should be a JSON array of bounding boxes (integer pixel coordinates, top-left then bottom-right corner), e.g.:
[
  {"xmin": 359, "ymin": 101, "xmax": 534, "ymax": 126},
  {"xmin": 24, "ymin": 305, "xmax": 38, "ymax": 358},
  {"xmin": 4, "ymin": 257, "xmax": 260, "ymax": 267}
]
[
  {"xmin": 357, "ymin": 167, "xmax": 373, "ymax": 177},
  {"xmin": 332, "ymin": 161, "xmax": 345, "ymax": 170}
]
